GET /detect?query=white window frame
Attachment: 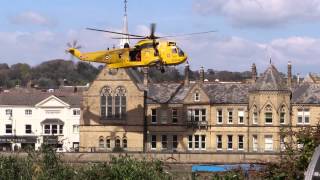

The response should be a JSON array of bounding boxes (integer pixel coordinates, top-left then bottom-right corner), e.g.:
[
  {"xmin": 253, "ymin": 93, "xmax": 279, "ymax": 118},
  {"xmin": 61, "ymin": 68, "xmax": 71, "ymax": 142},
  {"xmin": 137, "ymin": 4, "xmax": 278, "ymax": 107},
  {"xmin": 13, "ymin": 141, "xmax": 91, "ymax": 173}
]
[
  {"xmin": 73, "ymin": 109, "xmax": 80, "ymax": 116},
  {"xmin": 188, "ymin": 135, "xmax": 193, "ymax": 150},
  {"xmin": 238, "ymin": 110, "xmax": 244, "ymax": 124},
  {"xmin": 172, "ymin": 108, "xmax": 178, "ymax": 123},
  {"xmin": 227, "ymin": 135, "xmax": 233, "ymax": 150},
  {"xmin": 73, "ymin": 125, "xmax": 79, "ymax": 133},
  {"xmin": 161, "ymin": 135, "xmax": 167, "ymax": 150},
  {"xmin": 227, "ymin": 110, "xmax": 233, "ymax": 124},
  {"xmin": 253, "ymin": 135, "xmax": 258, "ymax": 152},
  {"xmin": 151, "ymin": 135, "xmax": 157, "ymax": 150},
  {"xmin": 5, "ymin": 124, "xmax": 12, "ymax": 134},
  {"xmin": 194, "ymin": 91, "xmax": 200, "ymax": 102},
  {"xmin": 280, "ymin": 136, "xmax": 285, "ymax": 151},
  {"xmin": 265, "ymin": 112, "xmax": 273, "ymax": 124},
  {"xmin": 25, "ymin": 109, "xmax": 32, "ymax": 115},
  {"xmin": 187, "ymin": 109, "xmax": 206, "ymax": 122},
  {"xmin": 216, "ymin": 135, "xmax": 222, "ymax": 150},
  {"xmin": 172, "ymin": 135, "xmax": 178, "ymax": 149},
  {"xmin": 238, "ymin": 135, "xmax": 244, "ymax": 150},
  {"xmin": 201, "ymin": 135, "xmax": 206, "ymax": 150},
  {"xmin": 5, "ymin": 109, "xmax": 12, "ymax": 116},
  {"xmin": 25, "ymin": 124, "xmax": 32, "ymax": 134},
  {"xmin": 217, "ymin": 109, "xmax": 223, "ymax": 124},
  {"xmin": 253, "ymin": 111, "xmax": 258, "ymax": 124},
  {"xmin": 151, "ymin": 109, "xmax": 157, "ymax": 123},
  {"xmin": 297, "ymin": 109, "xmax": 310, "ymax": 125},
  {"xmin": 264, "ymin": 135, "xmax": 273, "ymax": 151}
]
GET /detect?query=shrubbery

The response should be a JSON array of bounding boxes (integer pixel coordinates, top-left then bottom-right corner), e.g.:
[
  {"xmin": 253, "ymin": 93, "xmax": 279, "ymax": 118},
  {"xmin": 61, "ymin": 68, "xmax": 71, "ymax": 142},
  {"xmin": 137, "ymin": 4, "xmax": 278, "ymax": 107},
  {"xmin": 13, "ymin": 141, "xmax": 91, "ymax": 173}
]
[{"xmin": 0, "ymin": 145, "xmax": 171, "ymax": 180}]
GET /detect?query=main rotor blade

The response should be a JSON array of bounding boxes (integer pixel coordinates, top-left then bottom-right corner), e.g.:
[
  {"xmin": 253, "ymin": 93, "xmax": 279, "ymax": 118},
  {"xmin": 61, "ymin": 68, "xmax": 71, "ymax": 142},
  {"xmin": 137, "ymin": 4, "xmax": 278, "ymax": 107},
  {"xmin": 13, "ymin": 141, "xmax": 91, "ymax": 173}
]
[
  {"xmin": 150, "ymin": 23, "xmax": 156, "ymax": 38},
  {"xmin": 86, "ymin": 28, "xmax": 146, "ymax": 38},
  {"xmin": 159, "ymin": 30, "xmax": 217, "ymax": 38},
  {"xmin": 111, "ymin": 37, "xmax": 146, "ymax": 39}
]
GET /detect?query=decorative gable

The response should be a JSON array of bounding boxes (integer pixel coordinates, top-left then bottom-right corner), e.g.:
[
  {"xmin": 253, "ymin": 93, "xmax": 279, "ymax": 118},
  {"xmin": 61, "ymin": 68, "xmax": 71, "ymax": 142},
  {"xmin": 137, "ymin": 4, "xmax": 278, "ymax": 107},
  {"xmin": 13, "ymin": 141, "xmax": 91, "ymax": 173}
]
[
  {"xmin": 35, "ymin": 95, "xmax": 70, "ymax": 108},
  {"xmin": 184, "ymin": 83, "xmax": 210, "ymax": 104}
]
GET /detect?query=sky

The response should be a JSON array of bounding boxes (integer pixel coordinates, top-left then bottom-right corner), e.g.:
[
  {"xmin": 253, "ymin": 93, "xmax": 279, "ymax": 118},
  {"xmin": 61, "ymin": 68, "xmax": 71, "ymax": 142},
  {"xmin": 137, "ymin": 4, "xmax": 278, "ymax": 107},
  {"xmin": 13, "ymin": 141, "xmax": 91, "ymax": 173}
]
[{"xmin": 1, "ymin": 0, "xmax": 320, "ymax": 76}]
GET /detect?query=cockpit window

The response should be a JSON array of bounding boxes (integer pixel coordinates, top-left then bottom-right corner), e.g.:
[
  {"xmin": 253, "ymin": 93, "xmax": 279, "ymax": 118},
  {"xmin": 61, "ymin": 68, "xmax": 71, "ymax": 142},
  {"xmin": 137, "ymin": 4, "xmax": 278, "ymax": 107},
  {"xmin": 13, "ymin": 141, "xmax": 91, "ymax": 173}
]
[
  {"xmin": 172, "ymin": 48, "xmax": 177, "ymax": 54},
  {"xmin": 177, "ymin": 47, "xmax": 184, "ymax": 57}
]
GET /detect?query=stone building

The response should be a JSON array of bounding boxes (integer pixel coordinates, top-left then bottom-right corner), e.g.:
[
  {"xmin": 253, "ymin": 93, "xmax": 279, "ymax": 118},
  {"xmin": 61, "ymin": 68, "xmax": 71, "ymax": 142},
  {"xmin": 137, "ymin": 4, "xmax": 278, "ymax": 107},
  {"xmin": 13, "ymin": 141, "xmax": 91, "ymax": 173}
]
[{"xmin": 80, "ymin": 62, "xmax": 320, "ymax": 161}]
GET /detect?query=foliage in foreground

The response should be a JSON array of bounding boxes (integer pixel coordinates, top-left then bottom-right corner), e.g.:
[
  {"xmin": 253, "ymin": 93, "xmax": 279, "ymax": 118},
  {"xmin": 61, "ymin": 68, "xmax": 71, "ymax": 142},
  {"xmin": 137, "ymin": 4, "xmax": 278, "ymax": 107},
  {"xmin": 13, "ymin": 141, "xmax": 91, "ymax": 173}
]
[{"xmin": 0, "ymin": 146, "xmax": 171, "ymax": 180}]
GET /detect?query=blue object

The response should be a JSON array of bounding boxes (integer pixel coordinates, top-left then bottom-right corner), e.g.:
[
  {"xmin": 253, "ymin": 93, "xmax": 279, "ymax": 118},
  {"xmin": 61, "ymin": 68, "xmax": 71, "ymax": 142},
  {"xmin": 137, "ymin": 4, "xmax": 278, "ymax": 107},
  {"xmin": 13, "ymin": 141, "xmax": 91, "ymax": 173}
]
[{"xmin": 192, "ymin": 164, "xmax": 263, "ymax": 172}]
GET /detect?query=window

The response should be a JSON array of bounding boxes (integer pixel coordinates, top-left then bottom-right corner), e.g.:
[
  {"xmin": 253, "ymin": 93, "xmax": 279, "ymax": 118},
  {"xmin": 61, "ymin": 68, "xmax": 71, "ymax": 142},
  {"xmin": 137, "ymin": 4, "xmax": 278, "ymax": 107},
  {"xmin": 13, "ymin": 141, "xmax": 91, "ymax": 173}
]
[
  {"xmin": 5, "ymin": 109, "xmax": 12, "ymax": 116},
  {"xmin": 106, "ymin": 138, "xmax": 111, "ymax": 149},
  {"xmin": 25, "ymin": 109, "xmax": 32, "ymax": 115},
  {"xmin": 151, "ymin": 109, "xmax": 157, "ymax": 123},
  {"xmin": 188, "ymin": 135, "xmax": 193, "ymax": 150},
  {"xmin": 73, "ymin": 125, "xmax": 79, "ymax": 133},
  {"xmin": 73, "ymin": 109, "xmax": 80, "ymax": 115},
  {"xmin": 115, "ymin": 138, "xmax": 121, "ymax": 148},
  {"xmin": 172, "ymin": 109, "xmax": 178, "ymax": 123},
  {"xmin": 99, "ymin": 137, "xmax": 105, "ymax": 148},
  {"xmin": 238, "ymin": 110, "xmax": 244, "ymax": 124},
  {"xmin": 100, "ymin": 86, "xmax": 112, "ymax": 118},
  {"xmin": 280, "ymin": 136, "xmax": 285, "ymax": 151},
  {"xmin": 264, "ymin": 135, "xmax": 273, "ymax": 151},
  {"xmin": 44, "ymin": 125, "xmax": 50, "ymax": 134},
  {"xmin": 252, "ymin": 106, "xmax": 258, "ymax": 124},
  {"xmin": 253, "ymin": 135, "xmax": 258, "ymax": 152},
  {"xmin": 238, "ymin": 135, "xmax": 244, "ymax": 150},
  {"xmin": 172, "ymin": 135, "xmax": 178, "ymax": 149},
  {"xmin": 280, "ymin": 106, "xmax": 286, "ymax": 124},
  {"xmin": 187, "ymin": 109, "xmax": 206, "ymax": 122},
  {"xmin": 161, "ymin": 135, "xmax": 167, "ymax": 149},
  {"xmin": 217, "ymin": 135, "xmax": 222, "ymax": 150},
  {"xmin": 151, "ymin": 135, "xmax": 157, "ymax": 149},
  {"xmin": 52, "ymin": 125, "xmax": 57, "ymax": 134},
  {"xmin": 194, "ymin": 135, "xmax": 199, "ymax": 149},
  {"xmin": 115, "ymin": 87, "xmax": 126, "ymax": 119},
  {"xmin": 25, "ymin": 125, "xmax": 32, "ymax": 134},
  {"xmin": 217, "ymin": 110, "xmax": 223, "ymax": 124},
  {"xmin": 228, "ymin": 110, "xmax": 233, "ymax": 124},
  {"xmin": 201, "ymin": 135, "xmax": 206, "ymax": 150},
  {"xmin": 5, "ymin": 124, "xmax": 12, "ymax": 134},
  {"xmin": 59, "ymin": 125, "xmax": 63, "ymax": 134},
  {"xmin": 297, "ymin": 109, "xmax": 310, "ymax": 124},
  {"xmin": 227, "ymin": 135, "xmax": 233, "ymax": 150},
  {"xmin": 194, "ymin": 91, "xmax": 200, "ymax": 102},
  {"xmin": 265, "ymin": 105, "xmax": 273, "ymax": 124},
  {"xmin": 123, "ymin": 138, "xmax": 127, "ymax": 149}
]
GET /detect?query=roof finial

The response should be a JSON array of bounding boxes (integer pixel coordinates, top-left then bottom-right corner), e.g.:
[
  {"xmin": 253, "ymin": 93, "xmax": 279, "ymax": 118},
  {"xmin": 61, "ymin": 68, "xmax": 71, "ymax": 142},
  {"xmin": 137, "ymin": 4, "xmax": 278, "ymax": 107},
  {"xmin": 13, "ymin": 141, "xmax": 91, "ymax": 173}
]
[
  {"xmin": 269, "ymin": 57, "xmax": 272, "ymax": 64},
  {"xmin": 124, "ymin": 0, "xmax": 127, "ymax": 15}
]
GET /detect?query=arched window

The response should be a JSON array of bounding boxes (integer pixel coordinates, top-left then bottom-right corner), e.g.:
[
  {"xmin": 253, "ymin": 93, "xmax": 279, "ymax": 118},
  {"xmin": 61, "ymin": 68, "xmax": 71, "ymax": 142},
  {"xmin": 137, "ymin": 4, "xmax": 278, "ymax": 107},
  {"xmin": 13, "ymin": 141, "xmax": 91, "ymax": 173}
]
[
  {"xmin": 280, "ymin": 105, "xmax": 286, "ymax": 124},
  {"xmin": 265, "ymin": 105, "xmax": 273, "ymax": 124},
  {"xmin": 252, "ymin": 105, "xmax": 258, "ymax": 124},
  {"xmin": 123, "ymin": 137, "xmax": 127, "ymax": 149},
  {"xmin": 106, "ymin": 137, "xmax": 111, "ymax": 149},
  {"xmin": 98, "ymin": 136, "xmax": 105, "ymax": 148},
  {"xmin": 115, "ymin": 138, "xmax": 121, "ymax": 148},
  {"xmin": 115, "ymin": 87, "xmax": 126, "ymax": 119},
  {"xmin": 101, "ymin": 86, "xmax": 112, "ymax": 118}
]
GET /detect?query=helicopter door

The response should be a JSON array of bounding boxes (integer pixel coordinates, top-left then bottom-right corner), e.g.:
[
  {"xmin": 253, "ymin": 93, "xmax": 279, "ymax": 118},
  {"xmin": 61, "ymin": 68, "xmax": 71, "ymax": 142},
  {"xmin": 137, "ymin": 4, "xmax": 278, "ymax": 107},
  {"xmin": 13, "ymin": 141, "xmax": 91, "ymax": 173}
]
[{"xmin": 129, "ymin": 49, "xmax": 141, "ymax": 61}]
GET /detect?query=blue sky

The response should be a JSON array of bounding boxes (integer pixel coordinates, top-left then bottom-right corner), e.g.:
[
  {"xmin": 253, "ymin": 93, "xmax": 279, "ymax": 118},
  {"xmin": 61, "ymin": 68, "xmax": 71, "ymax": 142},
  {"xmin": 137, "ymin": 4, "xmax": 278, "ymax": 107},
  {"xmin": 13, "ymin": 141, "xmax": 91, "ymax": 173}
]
[{"xmin": 1, "ymin": 0, "xmax": 320, "ymax": 76}]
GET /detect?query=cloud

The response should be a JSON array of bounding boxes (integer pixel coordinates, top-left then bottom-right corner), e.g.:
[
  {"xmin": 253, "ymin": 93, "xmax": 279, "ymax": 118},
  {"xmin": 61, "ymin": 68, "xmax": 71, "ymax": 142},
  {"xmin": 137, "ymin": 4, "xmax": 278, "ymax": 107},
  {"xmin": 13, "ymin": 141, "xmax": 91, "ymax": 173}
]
[
  {"xmin": 193, "ymin": 0, "xmax": 320, "ymax": 28},
  {"xmin": 9, "ymin": 11, "xmax": 55, "ymax": 27},
  {"xmin": 175, "ymin": 35, "xmax": 320, "ymax": 74}
]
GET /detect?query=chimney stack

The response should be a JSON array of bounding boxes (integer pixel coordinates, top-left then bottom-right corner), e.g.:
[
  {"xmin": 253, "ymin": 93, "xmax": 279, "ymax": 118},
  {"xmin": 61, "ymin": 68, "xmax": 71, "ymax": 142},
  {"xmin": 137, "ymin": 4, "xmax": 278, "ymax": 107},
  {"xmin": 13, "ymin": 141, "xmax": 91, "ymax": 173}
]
[
  {"xmin": 251, "ymin": 63, "xmax": 257, "ymax": 83},
  {"xmin": 199, "ymin": 66, "xmax": 205, "ymax": 83},
  {"xmin": 184, "ymin": 62, "xmax": 190, "ymax": 86},
  {"xmin": 143, "ymin": 67, "xmax": 149, "ymax": 86},
  {"xmin": 287, "ymin": 61, "xmax": 292, "ymax": 87}
]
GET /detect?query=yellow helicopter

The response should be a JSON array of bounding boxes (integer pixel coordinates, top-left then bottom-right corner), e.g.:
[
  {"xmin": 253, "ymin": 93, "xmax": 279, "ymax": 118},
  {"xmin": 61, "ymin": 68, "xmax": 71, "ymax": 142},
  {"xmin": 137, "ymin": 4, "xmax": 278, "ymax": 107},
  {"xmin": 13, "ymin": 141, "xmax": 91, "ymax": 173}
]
[{"xmin": 66, "ymin": 24, "xmax": 215, "ymax": 72}]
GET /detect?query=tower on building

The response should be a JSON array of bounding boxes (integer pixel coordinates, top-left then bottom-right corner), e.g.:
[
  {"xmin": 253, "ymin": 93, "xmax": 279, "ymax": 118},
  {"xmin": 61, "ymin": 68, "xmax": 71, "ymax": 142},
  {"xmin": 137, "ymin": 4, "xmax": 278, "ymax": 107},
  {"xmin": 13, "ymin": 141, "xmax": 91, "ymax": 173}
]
[{"xmin": 119, "ymin": 0, "xmax": 130, "ymax": 48}]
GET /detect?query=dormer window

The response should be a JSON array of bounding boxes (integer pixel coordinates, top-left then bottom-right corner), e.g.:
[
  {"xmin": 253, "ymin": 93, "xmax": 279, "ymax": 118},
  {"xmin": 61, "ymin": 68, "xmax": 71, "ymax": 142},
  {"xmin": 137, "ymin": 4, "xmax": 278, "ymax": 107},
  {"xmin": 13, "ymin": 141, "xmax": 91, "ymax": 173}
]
[{"xmin": 194, "ymin": 90, "xmax": 200, "ymax": 102}]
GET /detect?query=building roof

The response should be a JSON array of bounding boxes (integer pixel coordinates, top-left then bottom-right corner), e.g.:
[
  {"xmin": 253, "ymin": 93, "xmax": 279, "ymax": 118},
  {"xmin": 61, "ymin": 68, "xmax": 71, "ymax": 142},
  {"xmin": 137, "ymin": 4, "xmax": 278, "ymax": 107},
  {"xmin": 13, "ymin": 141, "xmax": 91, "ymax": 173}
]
[
  {"xmin": 147, "ymin": 83, "xmax": 182, "ymax": 103},
  {"xmin": 292, "ymin": 83, "xmax": 320, "ymax": 104},
  {"xmin": 253, "ymin": 64, "xmax": 288, "ymax": 91},
  {"xmin": 0, "ymin": 88, "xmax": 81, "ymax": 107}
]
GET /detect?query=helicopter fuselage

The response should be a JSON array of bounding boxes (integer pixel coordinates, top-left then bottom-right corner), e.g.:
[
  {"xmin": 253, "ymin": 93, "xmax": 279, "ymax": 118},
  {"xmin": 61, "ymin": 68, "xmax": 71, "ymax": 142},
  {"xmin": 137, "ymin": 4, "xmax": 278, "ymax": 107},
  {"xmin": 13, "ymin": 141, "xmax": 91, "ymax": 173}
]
[{"xmin": 68, "ymin": 40, "xmax": 187, "ymax": 69}]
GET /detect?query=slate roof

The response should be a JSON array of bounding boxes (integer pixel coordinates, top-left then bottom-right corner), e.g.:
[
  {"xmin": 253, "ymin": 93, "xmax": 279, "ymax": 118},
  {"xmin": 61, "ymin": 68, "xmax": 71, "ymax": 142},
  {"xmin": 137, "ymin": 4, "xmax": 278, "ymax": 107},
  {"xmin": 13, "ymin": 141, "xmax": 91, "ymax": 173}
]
[
  {"xmin": 292, "ymin": 83, "xmax": 320, "ymax": 104},
  {"xmin": 147, "ymin": 83, "xmax": 182, "ymax": 103},
  {"xmin": 202, "ymin": 83, "xmax": 251, "ymax": 104},
  {"xmin": 253, "ymin": 64, "xmax": 288, "ymax": 91},
  {"xmin": 0, "ymin": 88, "xmax": 81, "ymax": 107}
]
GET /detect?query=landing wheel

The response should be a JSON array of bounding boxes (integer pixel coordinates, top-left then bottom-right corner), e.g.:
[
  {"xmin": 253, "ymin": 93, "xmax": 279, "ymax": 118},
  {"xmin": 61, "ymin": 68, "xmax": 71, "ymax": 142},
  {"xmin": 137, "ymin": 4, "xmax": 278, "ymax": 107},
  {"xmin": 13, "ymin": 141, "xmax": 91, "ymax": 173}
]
[{"xmin": 160, "ymin": 67, "xmax": 165, "ymax": 73}]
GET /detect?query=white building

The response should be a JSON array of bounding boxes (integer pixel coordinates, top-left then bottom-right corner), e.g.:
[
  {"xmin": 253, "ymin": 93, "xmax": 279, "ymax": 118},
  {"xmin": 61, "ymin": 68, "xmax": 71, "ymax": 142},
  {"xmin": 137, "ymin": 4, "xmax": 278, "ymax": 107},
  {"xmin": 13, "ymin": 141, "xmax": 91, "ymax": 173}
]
[{"xmin": 0, "ymin": 88, "xmax": 82, "ymax": 152}]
